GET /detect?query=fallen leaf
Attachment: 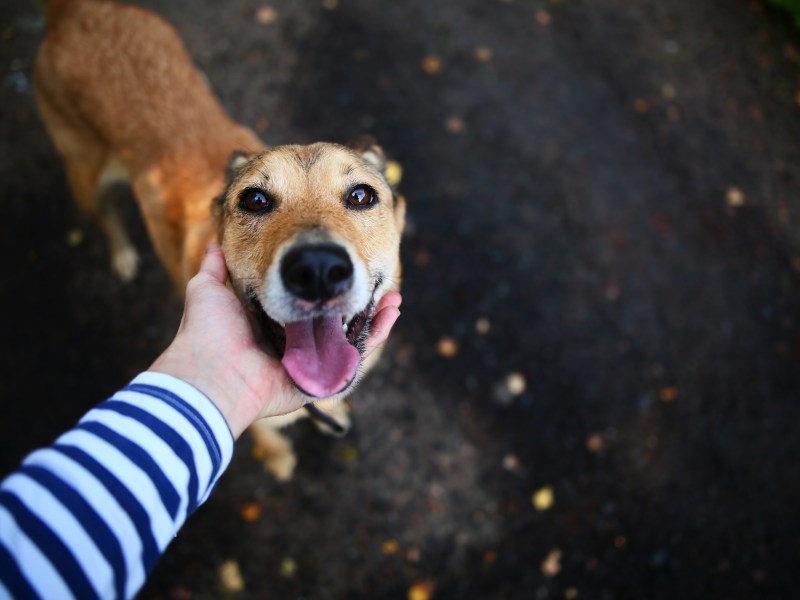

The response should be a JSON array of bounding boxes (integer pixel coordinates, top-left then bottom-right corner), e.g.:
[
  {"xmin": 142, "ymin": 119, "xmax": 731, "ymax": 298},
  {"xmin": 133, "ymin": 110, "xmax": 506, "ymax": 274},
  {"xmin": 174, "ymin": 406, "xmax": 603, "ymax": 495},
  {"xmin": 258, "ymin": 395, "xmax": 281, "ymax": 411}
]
[
  {"xmin": 585, "ymin": 432, "xmax": 605, "ymax": 453},
  {"xmin": 795, "ymin": 90, "xmax": 800, "ymax": 108},
  {"xmin": 633, "ymin": 98, "xmax": 649, "ymax": 114},
  {"xmin": 614, "ymin": 535, "xmax": 627, "ymax": 549},
  {"xmin": 280, "ymin": 557, "xmax": 298, "ymax": 578},
  {"xmin": 408, "ymin": 581, "xmax": 436, "ymax": 600},
  {"xmin": 445, "ymin": 115, "xmax": 466, "ymax": 134},
  {"xmin": 475, "ymin": 317, "xmax": 491, "ymax": 335},
  {"xmin": 565, "ymin": 587, "xmax": 579, "ymax": 599},
  {"xmin": 474, "ymin": 46, "xmax": 493, "ymax": 62},
  {"xmin": 255, "ymin": 6, "xmax": 279, "ymax": 25},
  {"xmin": 502, "ymin": 453, "xmax": 520, "ymax": 471},
  {"xmin": 484, "ymin": 549, "xmax": 498, "ymax": 564},
  {"xmin": 532, "ymin": 485, "xmax": 554, "ymax": 511},
  {"xmin": 666, "ymin": 106, "xmax": 681, "ymax": 122},
  {"xmin": 437, "ymin": 336, "xmax": 458, "ymax": 358},
  {"xmin": 506, "ymin": 372, "xmax": 526, "ymax": 396},
  {"xmin": 385, "ymin": 160, "xmax": 403, "ymax": 186},
  {"xmin": 66, "ymin": 228, "xmax": 84, "ymax": 248},
  {"xmin": 219, "ymin": 559, "xmax": 245, "ymax": 593},
  {"xmin": 322, "ymin": 0, "xmax": 339, "ymax": 9},
  {"xmin": 535, "ymin": 9, "xmax": 552, "ymax": 25},
  {"xmin": 421, "ymin": 55, "xmax": 442, "ymax": 75},
  {"xmin": 382, "ymin": 539, "xmax": 399, "ymax": 555},
  {"xmin": 340, "ymin": 444, "xmax": 358, "ymax": 462},
  {"xmin": 541, "ymin": 548, "xmax": 562, "ymax": 577},
  {"xmin": 240, "ymin": 501, "xmax": 261, "ymax": 522},
  {"xmin": 659, "ymin": 386, "xmax": 679, "ymax": 403},
  {"xmin": 661, "ymin": 82, "xmax": 676, "ymax": 99},
  {"xmin": 726, "ymin": 186, "xmax": 745, "ymax": 207}
]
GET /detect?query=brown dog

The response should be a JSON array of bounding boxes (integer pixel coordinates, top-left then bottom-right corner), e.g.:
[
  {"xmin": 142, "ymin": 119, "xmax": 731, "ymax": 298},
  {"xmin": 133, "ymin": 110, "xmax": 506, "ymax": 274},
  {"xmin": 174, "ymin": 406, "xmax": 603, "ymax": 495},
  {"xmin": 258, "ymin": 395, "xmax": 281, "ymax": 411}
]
[{"xmin": 35, "ymin": 0, "xmax": 405, "ymax": 479}]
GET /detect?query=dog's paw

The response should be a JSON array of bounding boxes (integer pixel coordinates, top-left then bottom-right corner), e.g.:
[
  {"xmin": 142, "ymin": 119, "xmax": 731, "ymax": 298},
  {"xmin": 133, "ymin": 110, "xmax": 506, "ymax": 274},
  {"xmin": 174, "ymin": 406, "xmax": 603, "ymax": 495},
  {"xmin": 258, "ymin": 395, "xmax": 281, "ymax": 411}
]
[
  {"xmin": 265, "ymin": 450, "xmax": 297, "ymax": 482},
  {"xmin": 112, "ymin": 246, "xmax": 140, "ymax": 282}
]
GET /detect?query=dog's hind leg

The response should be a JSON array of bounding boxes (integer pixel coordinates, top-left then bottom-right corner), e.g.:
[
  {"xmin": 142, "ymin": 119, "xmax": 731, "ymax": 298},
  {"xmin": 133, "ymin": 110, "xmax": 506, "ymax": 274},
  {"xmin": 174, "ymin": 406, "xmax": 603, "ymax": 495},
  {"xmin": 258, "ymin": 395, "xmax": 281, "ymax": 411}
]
[
  {"xmin": 95, "ymin": 158, "xmax": 139, "ymax": 282},
  {"xmin": 63, "ymin": 155, "xmax": 140, "ymax": 282},
  {"xmin": 37, "ymin": 85, "xmax": 139, "ymax": 282}
]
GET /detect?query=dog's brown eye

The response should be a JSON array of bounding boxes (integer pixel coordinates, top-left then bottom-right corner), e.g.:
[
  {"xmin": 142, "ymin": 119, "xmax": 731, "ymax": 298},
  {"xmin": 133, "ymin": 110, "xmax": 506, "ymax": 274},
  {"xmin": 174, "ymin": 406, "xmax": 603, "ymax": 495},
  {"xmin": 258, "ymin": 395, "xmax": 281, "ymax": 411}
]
[
  {"xmin": 347, "ymin": 186, "xmax": 376, "ymax": 209},
  {"xmin": 240, "ymin": 188, "xmax": 273, "ymax": 213}
]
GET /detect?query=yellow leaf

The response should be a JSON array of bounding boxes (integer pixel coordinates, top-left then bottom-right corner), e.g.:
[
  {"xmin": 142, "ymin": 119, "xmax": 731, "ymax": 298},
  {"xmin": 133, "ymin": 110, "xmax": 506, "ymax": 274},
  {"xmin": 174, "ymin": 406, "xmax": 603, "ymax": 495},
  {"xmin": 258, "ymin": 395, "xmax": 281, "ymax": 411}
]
[
  {"xmin": 385, "ymin": 160, "xmax": 403, "ymax": 186},
  {"xmin": 532, "ymin": 485, "xmax": 554, "ymax": 511}
]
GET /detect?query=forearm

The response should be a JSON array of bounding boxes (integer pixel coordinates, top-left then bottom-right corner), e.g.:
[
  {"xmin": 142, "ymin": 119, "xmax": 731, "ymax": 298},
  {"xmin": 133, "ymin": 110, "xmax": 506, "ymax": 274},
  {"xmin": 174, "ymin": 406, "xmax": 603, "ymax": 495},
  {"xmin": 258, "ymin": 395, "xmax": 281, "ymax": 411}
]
[{"xmin": 0, "ymin": 372, "xmax": 234, "ymax": 599}]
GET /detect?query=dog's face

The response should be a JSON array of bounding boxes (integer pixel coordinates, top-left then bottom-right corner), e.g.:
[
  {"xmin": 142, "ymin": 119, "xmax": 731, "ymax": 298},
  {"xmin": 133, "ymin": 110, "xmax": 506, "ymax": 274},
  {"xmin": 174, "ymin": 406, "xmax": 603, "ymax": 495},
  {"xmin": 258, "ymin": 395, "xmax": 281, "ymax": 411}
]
[{"xmin": 218, "ymin": 142, "xmax": 405, "ymax": 399}]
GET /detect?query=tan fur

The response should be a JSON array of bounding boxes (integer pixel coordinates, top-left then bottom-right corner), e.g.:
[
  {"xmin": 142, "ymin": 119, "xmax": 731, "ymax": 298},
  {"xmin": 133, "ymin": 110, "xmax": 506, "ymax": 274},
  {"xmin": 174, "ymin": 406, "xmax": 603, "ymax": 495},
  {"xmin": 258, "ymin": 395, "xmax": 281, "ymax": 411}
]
[{"xmin": 35, "ymin": 0, "xmax": 405, "ymax": 480}]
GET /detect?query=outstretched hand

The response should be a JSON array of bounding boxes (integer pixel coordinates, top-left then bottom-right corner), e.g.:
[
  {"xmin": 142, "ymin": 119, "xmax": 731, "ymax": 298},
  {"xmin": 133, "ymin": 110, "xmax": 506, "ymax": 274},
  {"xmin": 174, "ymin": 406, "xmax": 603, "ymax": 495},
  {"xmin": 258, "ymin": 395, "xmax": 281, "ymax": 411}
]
[{"xmin": 150, "ymin": 243, "xmax": 402, "ymax": 438}]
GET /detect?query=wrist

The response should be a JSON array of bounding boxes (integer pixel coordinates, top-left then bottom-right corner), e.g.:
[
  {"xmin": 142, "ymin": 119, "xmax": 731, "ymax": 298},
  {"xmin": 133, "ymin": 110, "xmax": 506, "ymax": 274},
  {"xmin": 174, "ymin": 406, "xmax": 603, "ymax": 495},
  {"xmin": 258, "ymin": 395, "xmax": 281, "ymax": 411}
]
[{"xmin": 150, "ymin": 344, "xmax": 263, "ymax": 438}]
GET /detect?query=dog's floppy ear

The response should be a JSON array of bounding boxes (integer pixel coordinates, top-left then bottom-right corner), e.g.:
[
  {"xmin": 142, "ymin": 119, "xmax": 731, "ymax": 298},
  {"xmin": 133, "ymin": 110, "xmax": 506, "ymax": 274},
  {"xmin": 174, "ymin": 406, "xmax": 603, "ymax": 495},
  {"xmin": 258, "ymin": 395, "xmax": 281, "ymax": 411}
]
[{"xmin": 349, "ymin": 135, "xmax": 387, "ymax": 174}]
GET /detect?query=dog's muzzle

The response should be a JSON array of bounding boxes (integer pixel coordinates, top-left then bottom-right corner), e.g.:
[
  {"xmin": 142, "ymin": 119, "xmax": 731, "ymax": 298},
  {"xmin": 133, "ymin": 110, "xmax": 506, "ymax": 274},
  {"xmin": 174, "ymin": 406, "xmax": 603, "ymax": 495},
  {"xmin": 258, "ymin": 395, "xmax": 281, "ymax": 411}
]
[{"xmin": 280, "ymin": 243, "xmax": 354, "ymax": 304}]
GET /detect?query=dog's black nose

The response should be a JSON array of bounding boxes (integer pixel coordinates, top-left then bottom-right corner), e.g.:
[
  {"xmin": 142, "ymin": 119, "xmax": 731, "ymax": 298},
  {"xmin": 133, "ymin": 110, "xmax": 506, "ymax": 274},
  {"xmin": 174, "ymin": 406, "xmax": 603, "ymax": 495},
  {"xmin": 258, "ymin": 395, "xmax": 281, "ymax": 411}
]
[{"xmin": 281, "ymin": 244, "xmax": 354, "ymax": 303}]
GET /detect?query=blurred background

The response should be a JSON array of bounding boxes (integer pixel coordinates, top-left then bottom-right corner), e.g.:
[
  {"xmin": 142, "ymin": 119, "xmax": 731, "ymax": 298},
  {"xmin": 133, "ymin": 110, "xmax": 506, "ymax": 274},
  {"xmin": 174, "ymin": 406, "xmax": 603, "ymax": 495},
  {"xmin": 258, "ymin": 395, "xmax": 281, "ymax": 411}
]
[{"xmin": 2, "ymin": 0, "xmax": 800, "ymax": 598}]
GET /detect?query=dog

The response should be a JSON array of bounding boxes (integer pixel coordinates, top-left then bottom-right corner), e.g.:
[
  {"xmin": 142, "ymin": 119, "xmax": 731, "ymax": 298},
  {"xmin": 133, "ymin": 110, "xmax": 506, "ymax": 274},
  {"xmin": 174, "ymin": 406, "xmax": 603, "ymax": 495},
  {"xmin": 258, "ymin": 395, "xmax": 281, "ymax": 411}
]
[{"xmin": 34, "ymin": 0, "xmax": 405, "ymax": 480}]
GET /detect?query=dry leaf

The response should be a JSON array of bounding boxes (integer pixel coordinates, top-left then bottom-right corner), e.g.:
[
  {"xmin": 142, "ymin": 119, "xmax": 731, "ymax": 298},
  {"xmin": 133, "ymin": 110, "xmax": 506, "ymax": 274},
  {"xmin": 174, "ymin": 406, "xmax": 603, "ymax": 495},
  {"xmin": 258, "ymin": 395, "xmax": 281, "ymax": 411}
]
[
  {"xmin": 585, "ymin": 433, "xmax": 605, "ymax": 453},
  {"xmin": 241, "ymin": 502, "xmax": 261, "ymax": 522},
  {"xmin": 535, "ymin": 9, "xmax": 552, "ymax": 25},
  {"xmin": 255, "ymin": 6, "xmax": 278, "ymax": 24},
  {"xmin": 532, "ymin": 485, "xmax": 554, "ymax": 511},
  {"xmin": 565, "ymin": 587, "xmax": 579, "ymax": 599},
  {"xmin": 382, "ymin": 539, "xmax": 399, "ymax": 555},
  {"xmin": 408, "ymin": 581, "xmax": 435, "ymax": 600},
  {"xmin": 541, "ymin": 548, "xmax": 562, "ymax": 577},
  {"xmin": 633, "ymin": 98, "xmax": 649, "ymax": 114},
  {"xmin": 437, "ymin": 336, "xmax": 458, "ymax": 358},
  {"xmin": 280, "ymin": 557, "xmax": 298, "ymax": 578},
  {"xmin": 421, "ymin": 55, "xmax": 442, "ymax": 75},
  {"xmin": 445, "ymin": 115, "xmax": 466, "ymax": 134},
  {"xmin": 474, "ymin": 46, "xmax": 493, "ymax": 62},
  {"xmin": 66, "ymin": 228, "xmax": 84, "ymax": 248},
  {"xmin": 385, "ymin": 160, "xmax": 403, "ymax": 186},
  {"xmin": 219, "ymin": 559, "xmax": 245, "ymax": 593},
  {"xmin": 502, "ymin": 453, "xmax": 520, "ymax": 471},
  {"xmin": 322, "ymin": 0, "xmax": 339, "ymax": 9},
  {"xmin": 475, "ymin": 317, "xmax": 491, "ymax": 335},
  {"xmin": 659, "ymin": 386, "xmax": 679, "ymax": 403},
  {"xmin": 506, "ymin": 372, "xmax": 526, "ymax": 396},
  {"xmin": 726, "ymin": 186, "xmax": 745, "ymax": 207}
]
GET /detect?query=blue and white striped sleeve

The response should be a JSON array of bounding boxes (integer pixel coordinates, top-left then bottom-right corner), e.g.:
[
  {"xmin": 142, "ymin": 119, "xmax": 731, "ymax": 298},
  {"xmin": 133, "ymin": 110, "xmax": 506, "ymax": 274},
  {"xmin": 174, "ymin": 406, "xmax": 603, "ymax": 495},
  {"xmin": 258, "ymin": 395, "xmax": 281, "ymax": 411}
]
[{"xmin": 0, "ymin": 372, "xmax": 235, "ymax": 600}]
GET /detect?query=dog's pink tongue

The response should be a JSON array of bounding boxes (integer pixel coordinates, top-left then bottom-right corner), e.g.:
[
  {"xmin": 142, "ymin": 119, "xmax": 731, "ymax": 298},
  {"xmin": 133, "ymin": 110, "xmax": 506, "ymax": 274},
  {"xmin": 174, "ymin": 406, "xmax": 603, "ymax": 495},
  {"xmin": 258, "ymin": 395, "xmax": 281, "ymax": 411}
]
[{"xmin": 282, "ymin": 316, "xmax": 360, "ymax": 398}]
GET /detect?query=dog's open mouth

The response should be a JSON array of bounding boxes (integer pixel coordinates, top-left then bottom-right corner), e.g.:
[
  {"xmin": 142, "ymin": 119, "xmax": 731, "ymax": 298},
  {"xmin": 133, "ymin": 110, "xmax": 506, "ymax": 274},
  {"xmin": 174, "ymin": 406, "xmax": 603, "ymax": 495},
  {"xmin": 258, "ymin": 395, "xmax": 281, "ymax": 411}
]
[{"xmin": 248, "ymin": 292, "xmax": 374, "ymax": 399}]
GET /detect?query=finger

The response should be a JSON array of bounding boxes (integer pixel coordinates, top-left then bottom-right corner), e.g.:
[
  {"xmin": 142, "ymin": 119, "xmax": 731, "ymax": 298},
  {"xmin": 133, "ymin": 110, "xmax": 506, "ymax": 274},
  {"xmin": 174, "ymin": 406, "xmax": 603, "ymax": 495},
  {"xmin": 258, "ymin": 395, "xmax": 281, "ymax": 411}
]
[
  {"xmin": 364, "ymin": 304, "xmax": 401, "ymax": 358},
  {"xmin": 376, "ymin": 291, "xmax": 402, "ymax": 311},
  {"xmin": 198, "ymin": 243, "xmax": 229, "ymax": 284}
]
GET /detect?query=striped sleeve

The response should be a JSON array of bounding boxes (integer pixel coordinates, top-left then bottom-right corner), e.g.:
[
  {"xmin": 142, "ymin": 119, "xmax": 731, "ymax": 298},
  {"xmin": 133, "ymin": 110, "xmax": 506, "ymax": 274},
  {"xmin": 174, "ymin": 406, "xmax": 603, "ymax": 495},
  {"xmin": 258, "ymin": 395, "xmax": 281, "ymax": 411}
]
[{"xmin": 0, "ymin": 372, "xmax": 235, "ymax": 600}]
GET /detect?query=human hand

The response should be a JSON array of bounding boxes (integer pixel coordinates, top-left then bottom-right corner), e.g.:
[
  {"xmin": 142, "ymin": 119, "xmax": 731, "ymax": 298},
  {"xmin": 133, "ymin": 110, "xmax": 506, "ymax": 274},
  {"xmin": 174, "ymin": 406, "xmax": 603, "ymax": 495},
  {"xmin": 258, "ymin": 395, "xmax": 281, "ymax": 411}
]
[{"xmin": 150, "ymin": 243, "xmax": 402, "ymax": 438}]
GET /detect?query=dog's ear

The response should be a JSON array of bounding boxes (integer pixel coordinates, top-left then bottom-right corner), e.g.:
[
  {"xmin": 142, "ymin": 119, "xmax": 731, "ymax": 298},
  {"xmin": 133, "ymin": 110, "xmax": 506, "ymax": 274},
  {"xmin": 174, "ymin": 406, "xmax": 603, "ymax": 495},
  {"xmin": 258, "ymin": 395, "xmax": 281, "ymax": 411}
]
[
  {"xmin": 349, "ymin": 135, "xmax": 387, "ymax": 174},
  {"xmin": 214, "ymin": 151, "xmax": 252, "ymax": 223},
  {"xmin": 226, "ymin": 150, "xmax": 251, "ymax": 182}
]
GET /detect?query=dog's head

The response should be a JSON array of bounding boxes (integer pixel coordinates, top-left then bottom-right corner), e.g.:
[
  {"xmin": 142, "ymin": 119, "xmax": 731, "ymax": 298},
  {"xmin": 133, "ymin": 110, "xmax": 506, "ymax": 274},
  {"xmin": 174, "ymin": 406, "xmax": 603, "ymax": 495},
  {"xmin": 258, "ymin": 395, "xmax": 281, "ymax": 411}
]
[{"xmin": 217, "ymin": 141, "xmax": 405, "ymax": 399}]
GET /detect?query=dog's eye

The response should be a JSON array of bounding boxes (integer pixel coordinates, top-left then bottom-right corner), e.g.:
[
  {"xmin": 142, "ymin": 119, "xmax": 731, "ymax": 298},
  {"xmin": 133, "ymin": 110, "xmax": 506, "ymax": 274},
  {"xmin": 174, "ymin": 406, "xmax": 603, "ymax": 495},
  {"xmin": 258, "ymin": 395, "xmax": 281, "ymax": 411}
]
[
  {"xmin": 240, "ymin": 188, "xmax": 273, "ymax": 213},
  {"xmin": 347, "ymin": 186, "xmax": 377, "ymax": 209}
]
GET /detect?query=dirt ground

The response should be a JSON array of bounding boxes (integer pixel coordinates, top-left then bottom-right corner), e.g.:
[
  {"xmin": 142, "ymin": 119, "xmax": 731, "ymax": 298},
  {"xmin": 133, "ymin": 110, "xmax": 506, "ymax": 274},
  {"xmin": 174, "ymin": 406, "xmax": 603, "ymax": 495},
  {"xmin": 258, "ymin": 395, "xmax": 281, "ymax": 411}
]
[{"xmin": 2, "ymin": 0, "xmax": 800, "ymax": 598}]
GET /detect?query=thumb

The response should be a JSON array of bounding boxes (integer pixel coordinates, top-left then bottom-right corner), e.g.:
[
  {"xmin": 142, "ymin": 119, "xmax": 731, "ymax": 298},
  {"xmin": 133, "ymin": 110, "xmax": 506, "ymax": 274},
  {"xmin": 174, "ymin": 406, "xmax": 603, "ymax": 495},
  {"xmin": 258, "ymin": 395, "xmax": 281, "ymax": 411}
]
[{"xmin": 199, "ymin": 243, "xmax": 229, "ymax": 284}]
